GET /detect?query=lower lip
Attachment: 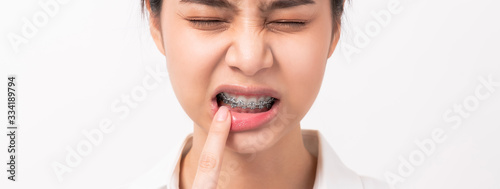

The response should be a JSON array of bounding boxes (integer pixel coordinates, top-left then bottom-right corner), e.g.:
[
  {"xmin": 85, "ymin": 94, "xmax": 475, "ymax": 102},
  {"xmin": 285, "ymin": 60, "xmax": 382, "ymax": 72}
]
[{"xmin": 210, "ymin": 98, "xmax": 280, "ymax": 132}]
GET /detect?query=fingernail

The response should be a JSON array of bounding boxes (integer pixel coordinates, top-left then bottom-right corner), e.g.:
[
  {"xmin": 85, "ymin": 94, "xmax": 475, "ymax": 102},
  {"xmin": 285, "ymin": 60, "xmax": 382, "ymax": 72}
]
[{"xmin": 216, "ymin": 106, "xmax": 229, "ymax": 121}]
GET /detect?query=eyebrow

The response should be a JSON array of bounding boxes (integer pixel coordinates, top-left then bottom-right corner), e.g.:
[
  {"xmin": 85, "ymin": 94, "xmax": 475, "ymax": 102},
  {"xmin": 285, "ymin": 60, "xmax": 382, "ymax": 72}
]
[
  {"xmin": 263, "ymin": 0, "xmax": 315, "ymax": 11},
  {"xmin": 179, "ymin": 0, "xmax": 315, "ymax": 11},
  {"xmin": 179, "ymin": 0, "xmax": 234, "ymax": 9}
]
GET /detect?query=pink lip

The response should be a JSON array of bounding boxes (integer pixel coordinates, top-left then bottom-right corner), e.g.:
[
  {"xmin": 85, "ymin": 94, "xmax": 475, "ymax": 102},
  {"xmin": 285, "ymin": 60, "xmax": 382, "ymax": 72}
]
[{"xmin": 210, "ymin": 84, "xmax": 281, "ymax": 132}]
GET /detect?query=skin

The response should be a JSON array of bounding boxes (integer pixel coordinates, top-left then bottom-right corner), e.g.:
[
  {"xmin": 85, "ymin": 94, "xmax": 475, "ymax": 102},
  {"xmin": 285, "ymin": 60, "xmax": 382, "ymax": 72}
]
[{"xmin": 147, "ymin": 0, "xmax": 341, "ymax": 188}]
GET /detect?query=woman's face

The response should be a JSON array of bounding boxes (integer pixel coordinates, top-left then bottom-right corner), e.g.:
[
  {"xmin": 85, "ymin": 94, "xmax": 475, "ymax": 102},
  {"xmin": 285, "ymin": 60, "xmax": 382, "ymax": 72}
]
[{"xmin": 150, "ymin": 0, "xmax": 339, "ymax": 153}]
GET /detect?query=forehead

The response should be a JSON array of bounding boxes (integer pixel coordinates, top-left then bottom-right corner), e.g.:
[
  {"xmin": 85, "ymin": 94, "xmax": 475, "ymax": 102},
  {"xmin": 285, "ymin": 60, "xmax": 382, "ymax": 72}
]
[{"xmin": 178, "ymin": 0, "xmax": 316, "ymax": 11}]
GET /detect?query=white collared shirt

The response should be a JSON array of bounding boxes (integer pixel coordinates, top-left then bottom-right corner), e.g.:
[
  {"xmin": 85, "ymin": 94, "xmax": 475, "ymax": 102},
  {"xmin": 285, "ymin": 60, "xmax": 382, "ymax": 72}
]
[{"xmin": 128, "ymin": 130, "xmax": 389, "ymax": 189}]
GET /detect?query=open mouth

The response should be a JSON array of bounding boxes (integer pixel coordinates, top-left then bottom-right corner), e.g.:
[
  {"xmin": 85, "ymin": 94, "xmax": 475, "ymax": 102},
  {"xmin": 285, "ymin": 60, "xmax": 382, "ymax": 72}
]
[
  {"xmin": 210, "ymin": 85, "xmax": 281, "ymax": 132},
  {"xmin": 216, "ymin": 92, "xmax": 277, "ymax": 113}
]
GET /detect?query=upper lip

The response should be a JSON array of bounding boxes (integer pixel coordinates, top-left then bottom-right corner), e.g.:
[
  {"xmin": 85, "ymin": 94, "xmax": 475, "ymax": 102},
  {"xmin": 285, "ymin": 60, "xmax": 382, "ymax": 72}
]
[{"xmin": 212, "ymin": 84, "xmax": 281, "ymax": 100}]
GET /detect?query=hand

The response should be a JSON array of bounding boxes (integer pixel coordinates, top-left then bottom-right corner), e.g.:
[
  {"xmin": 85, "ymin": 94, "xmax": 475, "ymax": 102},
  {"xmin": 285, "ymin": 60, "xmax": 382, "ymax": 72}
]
[{"xmin": 192, "ymin": 106, "xmax": 231, "ymax": 189}]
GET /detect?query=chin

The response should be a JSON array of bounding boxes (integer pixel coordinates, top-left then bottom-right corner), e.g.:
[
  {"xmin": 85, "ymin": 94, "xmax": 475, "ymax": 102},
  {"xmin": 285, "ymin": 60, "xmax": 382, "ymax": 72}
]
[{"xmin": 224, "ymin": 119, "xmax": 295, "ymax": 155}]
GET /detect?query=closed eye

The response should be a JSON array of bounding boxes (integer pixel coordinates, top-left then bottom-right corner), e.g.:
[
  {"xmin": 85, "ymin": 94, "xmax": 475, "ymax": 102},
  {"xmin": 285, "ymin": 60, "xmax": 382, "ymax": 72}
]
[
  {"xmin": 188, "ymin": 19, "xmax": 229, "ymax": 31},
  {"xmin": 272, "ymin": 21, "xmax": 306, "ymax": 26},
  {"xmin": 267, "ymin": 20, "xmax": 308, "ymax": 32},
  {"xmin": 189, "ymin": 19, "xmax": 224, "ymax": 26}
]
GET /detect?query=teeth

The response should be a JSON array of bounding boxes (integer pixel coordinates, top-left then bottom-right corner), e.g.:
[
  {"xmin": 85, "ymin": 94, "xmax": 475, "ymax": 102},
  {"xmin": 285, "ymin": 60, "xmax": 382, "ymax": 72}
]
[
  {"xmin": 248, "ymin": 102, "xmax": 256, "ymax": 109},
  {"xmin": 248, "ymin": 97, "xmax": 257, "ymax": 104},
  {"xmin": 218, "ymin": 92, "xmax": 275, "ymax": 109},
  {"xmin": 257, "ymin": 96, "xmax": 266, "ymax": 103},
  {"xmin": 236, "ymin": 96, "xmax": 247, "ymax": 109}
]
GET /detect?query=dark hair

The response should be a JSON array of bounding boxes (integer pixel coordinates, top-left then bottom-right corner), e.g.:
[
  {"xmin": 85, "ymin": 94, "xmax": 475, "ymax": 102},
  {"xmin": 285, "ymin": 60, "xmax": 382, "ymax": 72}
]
[{"xmin": 141, "ymin": 0, "xmax": 346, "ymax": 27}]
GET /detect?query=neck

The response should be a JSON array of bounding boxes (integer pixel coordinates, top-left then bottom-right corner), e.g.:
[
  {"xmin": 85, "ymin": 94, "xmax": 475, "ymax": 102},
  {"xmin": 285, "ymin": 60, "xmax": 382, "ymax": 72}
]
[{"xmin": 180, "ymin": 125, "xmax": 317, "ymax": 189}]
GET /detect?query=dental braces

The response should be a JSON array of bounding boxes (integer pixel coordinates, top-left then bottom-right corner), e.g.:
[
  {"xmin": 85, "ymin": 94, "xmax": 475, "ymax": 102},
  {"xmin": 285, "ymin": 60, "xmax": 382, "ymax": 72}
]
[{"xmin": 217, "ymin": 93, "xmax": 275, "ymax": 109}]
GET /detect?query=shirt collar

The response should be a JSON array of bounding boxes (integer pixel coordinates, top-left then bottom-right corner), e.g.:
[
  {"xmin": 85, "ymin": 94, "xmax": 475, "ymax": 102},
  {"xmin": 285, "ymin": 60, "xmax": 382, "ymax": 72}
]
[
  {"xmin": 159, "ymin": 130, "xmax": 365, "ymax": 189},
  {"xmin": 302, "ymin": 130, "xmax": 364, "ymax": 189}
]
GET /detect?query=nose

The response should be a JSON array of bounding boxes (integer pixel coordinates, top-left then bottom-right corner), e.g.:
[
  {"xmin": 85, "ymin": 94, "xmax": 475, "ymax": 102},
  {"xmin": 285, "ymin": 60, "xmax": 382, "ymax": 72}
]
[{"xmin": 225, "ymin": 27, "xmax": 273, "ymax": 76}]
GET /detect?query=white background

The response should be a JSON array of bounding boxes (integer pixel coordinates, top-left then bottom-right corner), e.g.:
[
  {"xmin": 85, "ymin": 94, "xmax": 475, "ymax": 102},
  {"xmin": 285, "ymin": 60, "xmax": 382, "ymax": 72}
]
[{"xmin": 1, "ymin": 0, "xmax": 499, "ymax": 188}]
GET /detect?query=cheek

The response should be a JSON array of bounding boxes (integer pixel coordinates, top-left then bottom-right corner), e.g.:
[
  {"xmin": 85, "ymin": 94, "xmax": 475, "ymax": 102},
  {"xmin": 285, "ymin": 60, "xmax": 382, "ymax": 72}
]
[
  {"xmin": 271, "ymin": 33, "xmax": 330, "ymax": 118},
  {"xmin": 162, "ymin": 18, "xmax": 229, "ymax": 122}
]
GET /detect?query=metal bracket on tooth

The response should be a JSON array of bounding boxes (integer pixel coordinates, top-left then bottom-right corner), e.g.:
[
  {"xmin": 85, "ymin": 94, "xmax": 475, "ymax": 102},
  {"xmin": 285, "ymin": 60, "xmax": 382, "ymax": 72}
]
[{"xmin": 219, "ymin": 93, "xmax": 275, "ymax": 109}]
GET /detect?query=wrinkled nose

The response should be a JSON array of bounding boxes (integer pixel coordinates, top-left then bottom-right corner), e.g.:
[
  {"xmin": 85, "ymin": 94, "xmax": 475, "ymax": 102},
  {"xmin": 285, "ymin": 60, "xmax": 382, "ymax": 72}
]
[{"xmin": 225, "ymin": 27, "xmax": 273, "ymax": 76}]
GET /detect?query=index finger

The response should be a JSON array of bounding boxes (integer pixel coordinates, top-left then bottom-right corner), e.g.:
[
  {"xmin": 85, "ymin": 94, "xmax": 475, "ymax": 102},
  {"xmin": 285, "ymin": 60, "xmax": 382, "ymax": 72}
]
[{"xmin": 192, "ymin": 106, "xmax": 231, "ymax": 189}]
